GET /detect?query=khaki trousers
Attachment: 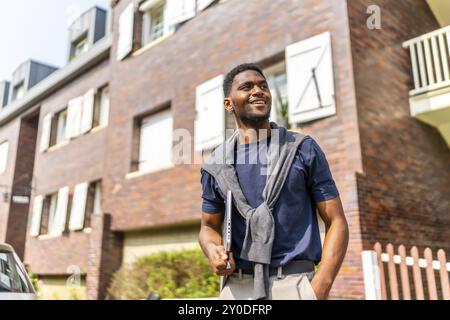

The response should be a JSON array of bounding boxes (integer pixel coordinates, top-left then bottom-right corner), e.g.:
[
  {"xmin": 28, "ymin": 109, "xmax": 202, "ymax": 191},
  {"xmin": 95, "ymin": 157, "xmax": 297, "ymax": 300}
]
[{"xmin": 219, "ymin": 271, "xmax": 317, "ymax": 300}]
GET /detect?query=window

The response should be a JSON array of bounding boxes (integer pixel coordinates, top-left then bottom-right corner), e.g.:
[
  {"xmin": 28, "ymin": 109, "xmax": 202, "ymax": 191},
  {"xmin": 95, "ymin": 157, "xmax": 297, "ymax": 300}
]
[
  {"xmin": 47, "ymin": 108, "xmax": 68, "ymax": 148},
  {"xmin": 69, "ymin": 180, "xmax": 101, "ymax": 231},
  {"xmin": 12, "ymin": 82, "xmax": 25, "ymax": 101},
  {"xmin": 141, "ymin": 1, "xmax": 167, "ymax": 45},
  {"xmin": 264, "ymin": 63, "xmax": 288, "ymax": 125},
  {"xmin": 40, "ymin": 193, "xmax": 58, "ymax": 236},
  {"xmin": 34, "ymin": 187, "xmax": 69, "ymax": 237},
  {"xmin": 0, "ymin": 141, "xmax": 8, "ymax": 174},
  {"xmin": 150, "ymin": 4, "xmax": 165, "ymax": 41},
  {"xmin": 93, "ymin": 86, "xmax": 109, "ymax": 128},
  {"xmin": 55, "ymin": 109, "xmax": 68, "ymax": 145},
  {"xmin": 132, "ymin": 108, "xmax": 173, "ymax": 173},
  {"xmin": 84, "ymin": 181, "xmax": 102, "ymax": 228},
  {"xmin": 70, "ymin": 34, "xmax": 89, "ymax": 61}
]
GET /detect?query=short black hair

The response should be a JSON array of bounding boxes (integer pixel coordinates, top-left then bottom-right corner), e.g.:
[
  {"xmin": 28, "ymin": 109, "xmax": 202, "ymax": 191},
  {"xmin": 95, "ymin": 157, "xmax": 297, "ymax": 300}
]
[{"xmin": 223, "ymin": 63, "xmax": 266, "ymax": 97}]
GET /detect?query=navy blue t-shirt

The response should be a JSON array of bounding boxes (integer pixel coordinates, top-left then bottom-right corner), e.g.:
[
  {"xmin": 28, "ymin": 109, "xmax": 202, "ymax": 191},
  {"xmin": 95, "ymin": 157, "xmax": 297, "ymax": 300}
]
[{"xmin": 201, "ymin": 136, "xmax": 339, "ymax": 270}]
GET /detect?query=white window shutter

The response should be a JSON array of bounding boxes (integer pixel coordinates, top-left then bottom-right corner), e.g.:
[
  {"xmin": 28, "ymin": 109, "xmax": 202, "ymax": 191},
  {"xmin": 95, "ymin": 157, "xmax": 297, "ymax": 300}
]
[
  {"xmin": 66, "ymin": 100, "xmax": 75, "ymax": 139},
  {"xmin": 117, "ymin": 3, "xmax": 135, "ymax": 61},
  {"xmin": 39, "ymin": 113, "xmax": 53, "ymax": 152},
  {"xmin": 69, "ymin": 182, "xmax": 88, "ymax": 231},
  {"xmin": 194, "ymin": 75, "xmax": 225, "ymax": 152},
  {"xmin": 197, "ymin": 0, "xmax": 216, "ymax": 11},
  {"xmin": 81, "ymin": 89, "xmax": 95, "ymax": 134},
  {"xmin": 0, "ymin": 141, "xmax": 9, "ymax": 174},
  {"xmin": 66, "ymin": 96, "xmax": 84, "ymax": 139},
  {"xmin": 51, "ymin": 186, "xmax": 69, "ymax": 236},
  {"xmin": 139, "ymin": 109, "xmax": 173, "ymax": 172},
  {"xmin": 165, "ymin": 0, "xmax": 196, "ymax": 26},
  {"xmin": 286, "ymin": 32, "xmax": 336, "ymax": 124},
  {"xmin": 30, "ymin": 195, "xmax": 44, "ymax": 237}
]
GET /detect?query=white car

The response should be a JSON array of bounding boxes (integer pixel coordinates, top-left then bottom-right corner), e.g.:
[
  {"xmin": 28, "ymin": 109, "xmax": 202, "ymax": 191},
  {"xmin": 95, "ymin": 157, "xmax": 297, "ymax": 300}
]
[{"xmin": 0, "ymin": 243, "xmax": 36, "ymax": 300}]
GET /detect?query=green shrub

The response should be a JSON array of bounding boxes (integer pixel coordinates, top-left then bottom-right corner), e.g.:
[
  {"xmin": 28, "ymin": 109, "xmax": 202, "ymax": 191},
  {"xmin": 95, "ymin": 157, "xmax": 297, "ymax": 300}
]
[
  {"xmin": 107, "ymin": 248, "xmax": 219, "ymax": 300},
  {"xmin": 26, "ymin": 268, "xmax": 39, "ymax": 295}
]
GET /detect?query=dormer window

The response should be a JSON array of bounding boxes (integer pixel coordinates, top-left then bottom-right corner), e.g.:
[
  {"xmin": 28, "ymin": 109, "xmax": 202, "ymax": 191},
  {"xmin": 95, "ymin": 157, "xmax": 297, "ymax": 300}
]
[
  {"xmin": 67, "ymin": 7, "xmax": 107, "ymax": 62},
  {"xmin": 70, "ymin": 34, "xmax": 89, "ymax": 61},
  {"xmin": 12, "ymin": 81, "xmax": 25, "ymax": 101}
]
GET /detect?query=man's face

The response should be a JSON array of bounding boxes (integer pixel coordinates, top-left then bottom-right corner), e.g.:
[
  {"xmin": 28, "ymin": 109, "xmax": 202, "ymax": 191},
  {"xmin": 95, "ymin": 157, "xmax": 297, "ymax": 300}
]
[{"xmin": 225, "ymin": 70, "xmax": 272, "ymax": 123}]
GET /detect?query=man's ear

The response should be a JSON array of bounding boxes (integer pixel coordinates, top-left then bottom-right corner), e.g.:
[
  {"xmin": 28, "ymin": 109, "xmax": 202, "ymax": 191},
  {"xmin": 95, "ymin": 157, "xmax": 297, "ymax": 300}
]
[{"xmin": 224, "ymin": 98, "xmax": 234, "ymax": 113}]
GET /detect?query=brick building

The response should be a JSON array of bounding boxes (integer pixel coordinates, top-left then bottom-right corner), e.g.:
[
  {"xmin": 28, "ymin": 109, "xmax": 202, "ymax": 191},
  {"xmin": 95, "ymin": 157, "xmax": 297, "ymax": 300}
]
[{"xmin": 0, "ymin": 0, "xmax": 448, "ymax": 299}]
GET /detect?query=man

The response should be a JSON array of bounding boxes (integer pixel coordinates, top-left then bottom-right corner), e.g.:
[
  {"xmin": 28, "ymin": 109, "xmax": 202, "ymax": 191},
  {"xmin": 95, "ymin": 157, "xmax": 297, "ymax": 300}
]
[{"xmin": 198, "ymin": 63, "xmax": 349, "ymax": 300}]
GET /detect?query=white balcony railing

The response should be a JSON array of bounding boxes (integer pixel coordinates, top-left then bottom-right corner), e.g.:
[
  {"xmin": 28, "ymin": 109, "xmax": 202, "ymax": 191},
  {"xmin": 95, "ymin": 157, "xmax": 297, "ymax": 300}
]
[{"xmin": 403, "ymin": 25, "xmax": 450, "ymax": 96}]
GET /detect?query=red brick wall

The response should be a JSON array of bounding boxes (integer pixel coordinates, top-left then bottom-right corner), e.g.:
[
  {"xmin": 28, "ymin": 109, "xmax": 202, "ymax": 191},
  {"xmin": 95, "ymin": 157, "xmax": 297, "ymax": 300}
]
[
  {"xmin": 87, "ymin": 213, "xmax": 123, "ymax": 300},
  {"xmin": 5, "ymin": 114, "xmax": 39, "ymax": 259},
  {"xmin": 348, "ymin": 0, "xmax": 450, "ymax": 255},
  {"xmin": 107, "ymin": 0, "xmax": 365, "ymax": 299},
  {"xmin": 24, "ymin": 58, "xmax": 112, "ymax": 275},
  {"xmin": 0, "ymin": 120, "xmax": 21, "ymax": 244}
]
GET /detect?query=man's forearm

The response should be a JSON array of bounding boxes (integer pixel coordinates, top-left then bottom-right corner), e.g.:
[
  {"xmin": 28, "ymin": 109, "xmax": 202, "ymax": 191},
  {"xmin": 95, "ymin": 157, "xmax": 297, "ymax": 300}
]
[
  {"xmin": 312, "ymin": 217, "xmax": 349, "ymax": 296},
  {"xmin": 199, "ymin": 224, "xmax": 223, "ymax": 258}
]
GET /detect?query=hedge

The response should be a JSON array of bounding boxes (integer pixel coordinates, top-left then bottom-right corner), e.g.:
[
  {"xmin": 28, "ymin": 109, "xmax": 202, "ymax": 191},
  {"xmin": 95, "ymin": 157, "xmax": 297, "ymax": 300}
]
[{"xmin": 107, "ymin": 248, "xmax": 219, "ymax": 300}]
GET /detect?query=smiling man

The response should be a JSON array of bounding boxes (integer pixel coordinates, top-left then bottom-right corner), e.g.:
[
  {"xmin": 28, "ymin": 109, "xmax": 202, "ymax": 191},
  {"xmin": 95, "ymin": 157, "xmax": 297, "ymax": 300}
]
[{"xmin": 198, "ymin": 63, "xmax": 349, "ymax": 300}]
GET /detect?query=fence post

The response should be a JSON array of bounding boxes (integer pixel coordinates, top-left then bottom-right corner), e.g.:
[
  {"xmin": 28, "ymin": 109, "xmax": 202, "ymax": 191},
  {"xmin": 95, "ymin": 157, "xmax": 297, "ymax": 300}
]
[
  {"xmin": 362, "ymin": 250, "xmax": 382, "ymax": 300},
  {"xmin": 424, "ymin": 248, "xmax": 438, "ymax": 300},
  {"xmin": 437, "ymin": 249, "xmax": 450, "ymax": 300}
]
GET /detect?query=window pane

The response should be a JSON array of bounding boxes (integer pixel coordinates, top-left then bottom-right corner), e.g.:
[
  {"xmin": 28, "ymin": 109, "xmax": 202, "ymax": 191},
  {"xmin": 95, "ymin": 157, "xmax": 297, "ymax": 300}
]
[
  {"xmin": 75, "ymin": 38, "xmax": 88, "ymax": 56},
  {"xmin": 99, "ymin": 87, "xmax": 109, "ymax": 127},
  {"xmin": 56, "ymin": 110, "xmax": 67, "ymax": 144},
  {"xmin": 264, "ymin": 64, "xmax": 287, "ymax": 123},
  {"xmin": 71, "ymin": 35, "xmax": 89, "ymax": 60},
  {"xmin": 47, "ymin": 194, "xmax": 58, "ymax": 234},
  {"xmin": 93, "ymin": 182, "xmax": 102, "ymax": 214},
  {"xmin": 13, "ymin": 82, "xmax": 25, "ymax": 100},
  {"xmin": 150, "ymin": 5, "xmax": 164, "ymax": 41}
]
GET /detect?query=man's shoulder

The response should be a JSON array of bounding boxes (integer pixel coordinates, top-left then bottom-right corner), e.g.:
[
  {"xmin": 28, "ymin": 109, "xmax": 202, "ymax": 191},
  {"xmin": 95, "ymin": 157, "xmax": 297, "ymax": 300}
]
[{"xmin": 289, "ymin": 132, "xmax": 314, "ymax": 152}]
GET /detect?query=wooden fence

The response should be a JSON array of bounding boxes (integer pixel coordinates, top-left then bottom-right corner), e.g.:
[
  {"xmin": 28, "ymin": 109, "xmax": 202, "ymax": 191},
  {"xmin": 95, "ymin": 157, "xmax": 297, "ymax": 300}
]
[{"xmin": 362, "ymin": 243, "xmax": 450, "ymax": 300}]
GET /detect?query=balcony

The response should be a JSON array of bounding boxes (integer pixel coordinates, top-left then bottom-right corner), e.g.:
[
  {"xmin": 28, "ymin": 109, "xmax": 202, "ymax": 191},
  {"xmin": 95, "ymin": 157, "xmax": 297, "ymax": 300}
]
[{"xmin": 403, "ymin": 25, "xmax": 450, "ymax": 147}]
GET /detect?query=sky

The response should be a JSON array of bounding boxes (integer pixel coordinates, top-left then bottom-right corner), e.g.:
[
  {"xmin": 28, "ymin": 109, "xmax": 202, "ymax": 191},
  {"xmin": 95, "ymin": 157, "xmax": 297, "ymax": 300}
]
[{"xmin": 0, "ymin": 0, "xmax": 110, "ymax": 81}]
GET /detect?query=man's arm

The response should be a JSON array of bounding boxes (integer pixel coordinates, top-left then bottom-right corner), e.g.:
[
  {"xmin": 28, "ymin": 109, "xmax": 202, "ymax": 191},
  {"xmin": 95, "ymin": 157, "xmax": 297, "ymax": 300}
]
[
  {"xmin": 310, "ymin": 196, "xmax": 349, "ymax": 300},
  {"xmin": 198, "ymin": 212, "xmax": 236, "ymax": 276}
]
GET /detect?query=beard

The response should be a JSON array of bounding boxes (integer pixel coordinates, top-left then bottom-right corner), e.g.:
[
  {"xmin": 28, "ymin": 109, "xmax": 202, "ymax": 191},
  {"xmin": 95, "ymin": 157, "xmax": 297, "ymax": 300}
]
[
  {"xmin": 241, "ymin": 112, "xmax": 270, "ymax": 123},
  {"xmin": 238, "ymin": 105, "xmax": 271, "ymax": 124}
]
